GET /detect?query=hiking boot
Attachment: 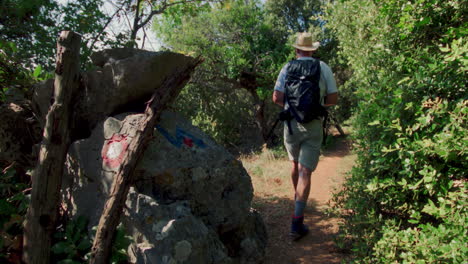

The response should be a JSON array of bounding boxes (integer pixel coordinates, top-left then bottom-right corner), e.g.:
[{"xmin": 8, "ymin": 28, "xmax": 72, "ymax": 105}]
[{"xmin": 290, "ymin": 216, "xmax": 309, "ymax": 241}]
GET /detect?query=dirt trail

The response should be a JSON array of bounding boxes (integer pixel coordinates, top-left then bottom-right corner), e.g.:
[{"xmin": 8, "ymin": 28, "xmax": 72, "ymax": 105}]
[{"xmin": 253, "ymin": 137, "xmax": 355, "ymax": 264}]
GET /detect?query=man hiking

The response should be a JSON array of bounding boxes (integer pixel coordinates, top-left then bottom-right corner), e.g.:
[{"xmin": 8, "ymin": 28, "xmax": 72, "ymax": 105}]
[{"xmin": 272, "ymin": 32, "xmax": 338, "ymax": 241}]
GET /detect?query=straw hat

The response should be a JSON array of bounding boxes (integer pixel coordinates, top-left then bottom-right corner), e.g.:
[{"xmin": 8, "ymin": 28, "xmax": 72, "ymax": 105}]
[{"xmin": 292, "ymin": 32, "xmax": 320, "ymax": 51}]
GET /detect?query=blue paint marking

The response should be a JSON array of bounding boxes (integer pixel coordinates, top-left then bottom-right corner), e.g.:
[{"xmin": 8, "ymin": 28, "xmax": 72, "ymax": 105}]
[{"xmin": 156, "ymin": 125, "xmax": 207, "ymax": 149}]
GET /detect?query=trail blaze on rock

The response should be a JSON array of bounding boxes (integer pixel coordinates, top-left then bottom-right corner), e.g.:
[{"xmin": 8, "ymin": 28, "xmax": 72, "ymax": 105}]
[{"xmin": 101, "ymin": 134, "xmax": 129, "ymax": 168}]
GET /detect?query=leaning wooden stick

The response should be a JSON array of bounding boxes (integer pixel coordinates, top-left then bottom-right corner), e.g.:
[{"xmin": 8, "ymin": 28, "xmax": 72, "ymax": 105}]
[
  {"xmin": 89, "ymin": 57, "xmax": 202, "ymax": 264},
  {"xmin": 23, "ymin": 31, "xmax": 81, "ymax": 264}
]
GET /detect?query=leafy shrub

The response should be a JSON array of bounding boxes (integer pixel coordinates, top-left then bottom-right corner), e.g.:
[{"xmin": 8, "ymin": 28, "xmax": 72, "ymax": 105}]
[
  {"xmin": 175, "ymin": 82, "xmax": 258, "ymax": 147},
  {"xmin": 374, "ymin": 190, "xmax": 467, "ymax": 263},
  {"xmin": 1, "ymin": 41, "xmax": 53, "ymax": 103},
  {"xmin": 324, "ymin": 0, "xmax": 467, "ymax": 262},
  {"xmin": 51, "ymin": 216, "xmax": 132, "ymax": 264},
  {"xmin": 51, "ymin": 216, "xmax": 93, "ymax": 264},
  {"xmin": 0, "ymin": 165, "xmax": 132, "ymax": 263},
  {"xmin": 0, "ymin": 166, "xmax": 29, "ymax": 262}
]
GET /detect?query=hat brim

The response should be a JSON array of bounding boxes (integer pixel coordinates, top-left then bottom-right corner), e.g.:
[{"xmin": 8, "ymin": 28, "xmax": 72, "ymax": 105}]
[{"xmin": 292, "ymin": 42, "xmax": 320, "ymax": 51}]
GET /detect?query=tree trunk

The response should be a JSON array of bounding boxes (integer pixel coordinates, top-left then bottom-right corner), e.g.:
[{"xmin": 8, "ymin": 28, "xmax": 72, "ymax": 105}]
[
  {"xmin": 22, "ymin": 31, "xmax": 81, "ymax": 264},
  {"xmin": 239, "ymin": 71, "xmax": 269, "ymax": 143},
  {"xmin": 248, "ymin": 89, "xmax": 269, "ymax": 142},
  {"xmin": 330, "ymin": 115, "xmax": 345, "ymax": 136},
  {"xmin": 89, "ymin": 58, "xmax": 202, "ymax": 264},
  {"xmin": 130, "ymin": 0, "xmax": 143, "ymax": 46}
]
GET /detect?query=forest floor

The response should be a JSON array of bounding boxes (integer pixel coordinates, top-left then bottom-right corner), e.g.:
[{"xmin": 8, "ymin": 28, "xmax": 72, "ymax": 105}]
[{"xmin": 241, "ymin": 131, "xmax": 356, "ymax": 264}]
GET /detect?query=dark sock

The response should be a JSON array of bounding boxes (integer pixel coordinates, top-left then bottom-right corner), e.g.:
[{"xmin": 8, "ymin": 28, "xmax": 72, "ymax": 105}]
[{"xmin": 294, "ymin": 200, "xmax": 306, "ymax": 217}]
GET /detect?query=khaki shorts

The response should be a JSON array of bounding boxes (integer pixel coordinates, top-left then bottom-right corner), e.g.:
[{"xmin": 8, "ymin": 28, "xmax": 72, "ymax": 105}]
[{"xmin": 284, "ymin": 119, "xmax": 323, "ymax": 171}]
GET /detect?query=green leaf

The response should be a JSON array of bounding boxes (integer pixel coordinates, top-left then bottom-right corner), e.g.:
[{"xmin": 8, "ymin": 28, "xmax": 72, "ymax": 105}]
[
  {"xmin": 52, "ymin": 241, "xmax": 71, "ymax": 254},
  {"xmin": 397, "ymin": 76, "xmax": 411, "ymax": 85},
  {"xmin": 0, "ymin": 200, "xmax": 16, "ymax": 215},
  {"xmin": 75, "ymin": 216, "xmax": 87, "ymax": 232},
  {"xmin": 76, "ymin": 238, "xmax": 92, "ymax": 251},
  {"xmin": 33, "ymin": 65, "xmax": 42, "ymax": 78},
  {"xmin": 8, "ymin": 42, "xmax": 17, "ymax": 53},
  {"xmin": 368, "ymin": 120, "xmax": 381, "ymax": 126},
  {"xmin": 57, "ymin": 259, "xmax": 81, "ymax": 264}
]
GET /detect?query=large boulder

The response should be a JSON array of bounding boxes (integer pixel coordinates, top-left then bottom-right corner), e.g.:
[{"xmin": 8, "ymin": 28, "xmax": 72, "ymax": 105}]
[
  {"xmin": 62, "ymin": 111, "xmax": 267, "ymax": 263},
  {"xmin": 124, "ymin": 191, "xmax": 232, "ymax": 264},
  {"xmin": 32, "ymin": 48, "xmax": 195, "ymax": 139}
]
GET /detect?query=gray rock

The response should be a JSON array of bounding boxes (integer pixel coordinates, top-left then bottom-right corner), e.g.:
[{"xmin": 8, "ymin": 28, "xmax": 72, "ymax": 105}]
[
  {"xmin": 32, "ymin": 48, "xmax": 195, "ymax": 139},
  {"xmin": 133, "ymin": 111, "xmax": 254, "ymax": 233},
  {"xmin": 63, "ymin": 110, "xmax": 267, "ymax": 263},
  {"xmin": 4, "ymin": 86, "xmax": 26, "ymax": 103},
  {"xmin": 124, "ymin": 190, "xmax": 232, "ymax": 264},
  {"xmin": 90, "ymin": 48, "xmax": 156, "ymax": 67}
]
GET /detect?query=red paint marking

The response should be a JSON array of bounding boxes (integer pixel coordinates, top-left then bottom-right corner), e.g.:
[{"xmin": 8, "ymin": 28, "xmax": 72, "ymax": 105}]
[
  {"xmin": 101, "ymin": 134, "xmax": 129, "ymax": 168},
  {"xmin": 183, "ymin": 137, "xmax": 194, "ymax": 148}
]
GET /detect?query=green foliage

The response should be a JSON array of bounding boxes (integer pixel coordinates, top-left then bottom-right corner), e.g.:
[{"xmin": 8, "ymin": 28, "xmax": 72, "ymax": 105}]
[
  {"xmin": 57, "ymin": 0, "xmax": 112, "ymax": 67},
  {"xmin": 109, "ymin": 225, "xmax": 133, "ymax": 264},
  {"xmin": 324, "ymin": 0, "xmax": 467, "ymax": 262},
  {"xmin": 51, "ymin": 217, "xmax": 133, "ymax": 264},
  {"xmin": 52, "ymin": 216, "xmax": 92, "ymax": 264},
  {"xmin": 0, "ymin": 165, "xmax": 131, "ymax": 262},
  {"xmin": 1, "ymin": 0, "xmax": 110, "ymax": 71},
  {"xmin": 157, "ymin": 0, "xmax": 291, "ymax": 146},
  {"xmin": 154, "ymin": 0, "xmax": 214, "ymax": 27},
  {"xmin": 159, "ymin": 0, "xmax": 289, "ymax": 86},
  {"xmin": 0, "ymin": 166, "xmax": 29, "ymax": 262},
  {"xmin": 0, "ymin": 40, "xmax": 54, "ymax": 103},
  {"xmin": 374, "ymin": 191, "xmax": 467, "ymax": 263},
  {"xmin": 175, "ymin": 83, "xmax": 255, "ymax": 145},
  {"xmin": 1, "ymin": 41, "xmax": 31, "ymax": 101},
  {"xmin": 268, "ymin": 144, "xmax": 289, "ymax": 159},
  {"xmin": 265, "ymin": 0, "xmax": 322, "ymax": 32}
]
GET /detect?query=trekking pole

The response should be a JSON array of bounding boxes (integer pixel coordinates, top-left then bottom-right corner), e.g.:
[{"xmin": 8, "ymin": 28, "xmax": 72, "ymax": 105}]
[
  {"xmin": 265, "ymin": 118, "xmax": 280, "ymax": 143},
  {"xmin": 322, "ymin": 112, "xmax": 329, "ymax": 145}
]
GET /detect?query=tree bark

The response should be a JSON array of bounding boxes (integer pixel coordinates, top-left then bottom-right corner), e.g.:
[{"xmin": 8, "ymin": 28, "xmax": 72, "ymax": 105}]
[
  {"xmin": 130, "ymin": 0, "xmax": 143, "ymax": 45},
  {"xmin": 22, "ymin": 31, "xmax": 81, "ymax": 264},
  {"xmin": 330, "ymin": 114, "xmax": 345, "ymax": 136},
  {"xmin": 247, "ymin": 89, "xmax": 269, "ymax": 142},
  {"xmin": 239, "ymin": 71, "xmax": 269, "ymax": 143},
  {"xmin": 128, "ymin": 0, "xmax": 215, "ymax": 45},
  {"xmin": 89, "ymin": 57, "xmax": 202, "ymax": 264}
]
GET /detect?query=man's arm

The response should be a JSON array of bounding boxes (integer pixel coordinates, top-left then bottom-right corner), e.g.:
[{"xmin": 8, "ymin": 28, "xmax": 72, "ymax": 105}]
[
  {"xmin": 324, "ymin": 92, "xmax": 338, "ymax": 107},
  {"xmin": 272, "ymin": 64, "xmax": 288, "ymax": 107},
  {"xmin": 272, "ymin": 90, "xmax": 285, "ymax": 107},
  {"xmin": 320, "ymin": 62, "xmax": 338, "ymax": 107}
]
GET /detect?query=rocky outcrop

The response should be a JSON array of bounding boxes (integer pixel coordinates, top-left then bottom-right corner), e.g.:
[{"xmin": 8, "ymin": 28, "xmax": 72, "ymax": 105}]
[
  {"xmin": 63, "ymin": 111, "xmax": 267, "ymax": 263},
  {"xmin": 3, "ymin": 47, "xmax": 267, "ymax": 263},
  {"xmin": 3, "ymin": 49, "xmax": 196, "ymax": 167},
  {"xmin": 32, "ymin": 48, "xmax": 196, "ymax": 140},
  {"xmin": 124, "ymin": 191, "xmax": 233, "ymax": 264}
]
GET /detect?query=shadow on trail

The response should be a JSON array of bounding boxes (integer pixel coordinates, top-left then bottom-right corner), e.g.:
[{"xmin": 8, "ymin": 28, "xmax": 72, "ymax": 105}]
[
  {"xmin": 322, "ymin": 135, "xmax": 351, "ymax": 158},
  {"xmin": 253, "ymin": 195, "xmax": 347, "ymax": 264}
]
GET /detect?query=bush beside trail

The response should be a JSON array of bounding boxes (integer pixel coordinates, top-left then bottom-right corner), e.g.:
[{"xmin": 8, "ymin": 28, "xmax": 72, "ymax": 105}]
[{"xmin": 324, "ymin": 0, "xmax": 467, "ymax": 263}]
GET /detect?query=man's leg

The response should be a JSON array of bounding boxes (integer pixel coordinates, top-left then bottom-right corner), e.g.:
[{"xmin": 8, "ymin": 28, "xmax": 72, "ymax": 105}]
[
  {"xmin": 291, "ymin": 161, "xmax": 299, "ymax": 198},
  {"xmin": 296, "ymin": 164, "xmax": 312, "ymax": 203},
  {"xmin": 290, "ymin": 163, "xmax": 313, "ymax": 241},
  {"xmin": 293, "ymin": 163, "xmax": 312, "ymax": 218},
  {"xmin": 288, "ymin": 119, "xmax": 322, "ymax": 240}
]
